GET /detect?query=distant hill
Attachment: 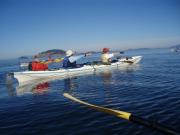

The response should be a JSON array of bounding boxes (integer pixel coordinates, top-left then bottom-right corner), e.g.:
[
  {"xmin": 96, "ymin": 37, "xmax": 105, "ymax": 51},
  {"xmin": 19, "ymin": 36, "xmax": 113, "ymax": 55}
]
[
  {"xmin": 37, "ymin": 49, "xmax": 65, "ymax": 57},
  {"xmin": 169, "ymin": 44, "xmax": 180, "ymax": 52},
  {"xmin": 131, "ymin": 48, "xmax": 150, "ymax": 50},
  {"xmin": 19, "ymin": 56, "xmax": 31, "ymax": 59},
  {"xmin": 170, "ymin": 44, "xmax": 180, "ymax": 48}
]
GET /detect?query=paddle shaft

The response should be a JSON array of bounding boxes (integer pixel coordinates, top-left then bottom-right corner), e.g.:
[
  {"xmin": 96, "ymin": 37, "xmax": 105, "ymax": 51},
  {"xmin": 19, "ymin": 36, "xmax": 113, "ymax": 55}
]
[
  {"xmin": 64, "ymin": 93, "xmax": 180, "ymax": 135},
  {"xmin": 130, "ymin": 115, "xmax": 180, "ymax": 135}
]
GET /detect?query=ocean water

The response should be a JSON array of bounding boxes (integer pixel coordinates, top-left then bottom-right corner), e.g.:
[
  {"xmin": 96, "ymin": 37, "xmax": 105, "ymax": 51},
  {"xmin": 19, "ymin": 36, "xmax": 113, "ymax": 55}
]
[{"xmin": 0, "ymin": 48, "xmax": 180, "ymax": 135}]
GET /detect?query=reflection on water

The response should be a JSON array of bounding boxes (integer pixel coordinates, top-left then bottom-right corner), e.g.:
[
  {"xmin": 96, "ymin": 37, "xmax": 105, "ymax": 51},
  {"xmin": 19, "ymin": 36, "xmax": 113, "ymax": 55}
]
[
  {"xmin": 100, "ymin": 71, "xmax": 112, "ymax": 85},
  {"xmin": 118, "ymin": 64, "xmax": 140, "ymax": 72},
  {"xmin": 2, "ymin": 49, "xmax": 180, "ymax": 135},
  {"xmin": 33, "ymin": 82, "xmax": 49, "ymax": 94},
  {"xmin": 99, "ymin": 64, "xmax": 140, "ymax": 85},
  {"xmin": 15, "ymin": 78, "xmax": 78, "ymax": 96},
  {"xmin": 64, "ymin": 78, "xmax": 78, "ymax": 93},
  {"xmin": 15, "ymin": 81, "xmax": 50, "ymax": 95},
  {"xmin": 6, "ymin": 75, "xmax": 16, "ymax": 96},
  {"xmin": 6, "ymin": 64, "xmax": 140, "ymax": 96}
]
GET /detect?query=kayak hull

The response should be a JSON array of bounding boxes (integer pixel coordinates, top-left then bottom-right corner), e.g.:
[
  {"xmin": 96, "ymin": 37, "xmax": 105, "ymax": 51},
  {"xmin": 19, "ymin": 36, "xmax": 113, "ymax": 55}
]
[
  {"xmin": 14, "ymin": 56, "xmax": 142, "ymax": 85},
  {"xmin": 119, "ymin": 56, "xmax": 142, "ymax": 64}
]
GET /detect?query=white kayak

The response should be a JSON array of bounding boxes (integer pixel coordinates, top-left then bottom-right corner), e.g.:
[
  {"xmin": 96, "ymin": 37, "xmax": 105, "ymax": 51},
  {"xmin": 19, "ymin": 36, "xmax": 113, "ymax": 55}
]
[
  {"xmin": 119, "ymin": 56, "xmax": 142, "ymax": 64},
  {"xmin": 13, "ymin": 56, "xmax": 142, "ymax": 86}
]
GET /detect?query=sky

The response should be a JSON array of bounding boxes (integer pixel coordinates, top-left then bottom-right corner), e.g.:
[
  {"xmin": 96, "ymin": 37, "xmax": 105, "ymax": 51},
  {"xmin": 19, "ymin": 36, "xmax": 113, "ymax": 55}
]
[{"xmin": 0, "ymin": 0, "xmax": 180, "ymax": 59}]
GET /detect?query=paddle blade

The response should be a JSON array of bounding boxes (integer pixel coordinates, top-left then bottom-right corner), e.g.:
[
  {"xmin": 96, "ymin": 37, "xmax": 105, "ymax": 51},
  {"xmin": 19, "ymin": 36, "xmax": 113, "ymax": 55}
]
[{"xmin": 54, "ymin": 58, "xmax": 63, "ymax": 63}]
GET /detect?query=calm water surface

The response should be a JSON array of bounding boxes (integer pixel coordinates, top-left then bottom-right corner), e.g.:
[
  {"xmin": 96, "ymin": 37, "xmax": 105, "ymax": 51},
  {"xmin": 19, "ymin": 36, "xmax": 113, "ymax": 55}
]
[{"xmin": 0, "ymin": 48, "xmax": 180, "ymax": 135}]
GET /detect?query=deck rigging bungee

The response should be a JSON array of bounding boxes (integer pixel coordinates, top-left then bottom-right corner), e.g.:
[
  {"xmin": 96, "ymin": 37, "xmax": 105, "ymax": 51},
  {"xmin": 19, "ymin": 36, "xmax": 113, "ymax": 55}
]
[{"xmin": 63, "ymin": 93, "xmax": 180, "ymax": 135}]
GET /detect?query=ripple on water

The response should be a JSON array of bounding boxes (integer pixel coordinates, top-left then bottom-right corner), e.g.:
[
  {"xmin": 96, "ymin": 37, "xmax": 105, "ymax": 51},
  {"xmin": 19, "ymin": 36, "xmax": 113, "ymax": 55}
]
[{"xmin": 0, "ymin": 50, "xmax": 180, "ymax": 134}]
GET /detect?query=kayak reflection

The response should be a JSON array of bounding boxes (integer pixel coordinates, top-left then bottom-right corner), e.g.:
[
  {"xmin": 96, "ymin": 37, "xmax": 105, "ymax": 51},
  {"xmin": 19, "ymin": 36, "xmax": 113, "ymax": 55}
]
[
  {"xmin": 16, "ymin": 77, "xmax": 77, "ymax": 96},
  {"xmin": 6, "ymin": 73, "xmax": 16, "ymax": 96},
  {"xmin": 14, "ymin": 64, "xmax": 140, "ymax": 96},
  {"xmin": 64, "ymin": 77, "xmax": 78, "ymax": 94},
  {"xmin": 98, "ymin": 64, "xmax": 140, "ymax": 86},
  {"xmin": 33, "ymin": 82, "xmax": 49, "ymax": 94},
  {"xmin": 100, "ymin": 71, "xmax": 112, "ymax": 85},
  {"xmin": 16, "ymin": 81, "xmax": 50, "ymax": 95}
]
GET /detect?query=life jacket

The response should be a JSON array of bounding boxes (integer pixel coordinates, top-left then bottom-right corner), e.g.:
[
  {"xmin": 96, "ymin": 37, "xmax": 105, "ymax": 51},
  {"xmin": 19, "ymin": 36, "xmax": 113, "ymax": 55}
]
[
  {"xmin": 101, "ymin": 53, "xmax": 111, "ymax": 64},
  {"xmin": 63, "ymin": 56, "xmax": 76, "ymax": 68},
  {"xmin": 31, "ymin": 61, "xmax": 48, "ymax": 71}
]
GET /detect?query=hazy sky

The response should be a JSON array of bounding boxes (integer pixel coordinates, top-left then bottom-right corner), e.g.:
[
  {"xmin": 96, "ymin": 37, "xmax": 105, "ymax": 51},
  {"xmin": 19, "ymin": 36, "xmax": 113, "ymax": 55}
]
[{"xmin": 0, "ymin": 0, "xmax": 180, "ymax": 59}]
